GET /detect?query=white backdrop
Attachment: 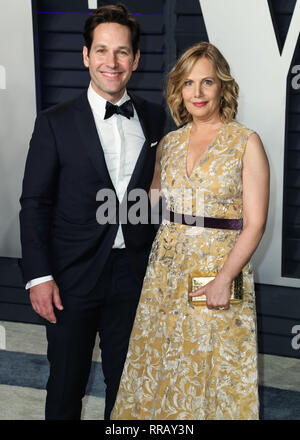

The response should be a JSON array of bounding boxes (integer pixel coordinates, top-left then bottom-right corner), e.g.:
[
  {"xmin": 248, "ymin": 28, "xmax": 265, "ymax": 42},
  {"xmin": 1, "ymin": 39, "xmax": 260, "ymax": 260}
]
[
  {"xmin": 0, "ymin": 0, "xmax": 299, "ymax": 288},
  {"xmin": 0, "ymin": 0, "xmax": 95, "ymax": 259},
  {"xmin": 200, "ymin": 0, "xmax": 300, "ymax": 288},
  {"xmin": 0, "ymin": 0, "xmax": 36, "ymax": 258}
]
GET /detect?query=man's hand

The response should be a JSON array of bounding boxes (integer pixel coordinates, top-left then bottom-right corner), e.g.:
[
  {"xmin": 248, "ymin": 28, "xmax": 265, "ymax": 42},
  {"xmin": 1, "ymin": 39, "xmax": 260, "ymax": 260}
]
[{"xmin": 30, "ymin": 280, "xmax": 63, "ymax": 323}]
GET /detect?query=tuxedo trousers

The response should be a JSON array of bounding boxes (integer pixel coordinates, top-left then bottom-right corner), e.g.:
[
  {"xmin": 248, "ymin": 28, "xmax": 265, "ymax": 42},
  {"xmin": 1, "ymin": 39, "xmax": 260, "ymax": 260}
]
[{"xmin": 45, "ymin": 249, "xmax": 142, "ymax": 420}]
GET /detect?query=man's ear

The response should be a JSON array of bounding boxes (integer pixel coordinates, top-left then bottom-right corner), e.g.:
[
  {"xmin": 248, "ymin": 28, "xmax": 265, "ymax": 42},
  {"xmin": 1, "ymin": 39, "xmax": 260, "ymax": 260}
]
[
  {"xmin": 132, "ymin": 49, "xmax": 140, "ymax": 71},
  {"xmin": 83, "ymin": 46, "xmax": 89, "ymax": 68}
]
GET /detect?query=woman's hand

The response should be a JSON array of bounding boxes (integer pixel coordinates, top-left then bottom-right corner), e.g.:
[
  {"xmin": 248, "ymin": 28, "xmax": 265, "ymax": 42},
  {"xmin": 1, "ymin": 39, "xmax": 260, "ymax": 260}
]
[{"xmin": 189, "ymin": 274, "xmax": 232, "ymax": 310}]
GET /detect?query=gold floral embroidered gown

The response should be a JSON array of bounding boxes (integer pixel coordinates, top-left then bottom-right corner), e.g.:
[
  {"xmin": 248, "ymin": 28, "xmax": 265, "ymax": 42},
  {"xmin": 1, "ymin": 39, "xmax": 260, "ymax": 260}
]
[{"xmin": 111, "ymin": 121, "xmax": 259, "ymax": 420}]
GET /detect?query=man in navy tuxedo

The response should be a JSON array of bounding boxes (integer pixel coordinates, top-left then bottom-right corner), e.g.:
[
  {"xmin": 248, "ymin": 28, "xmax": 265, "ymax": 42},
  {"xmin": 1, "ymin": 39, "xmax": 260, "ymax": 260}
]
[{"xmin": 19, "ymin": 4, "xmax": 165, "ymax": 420}]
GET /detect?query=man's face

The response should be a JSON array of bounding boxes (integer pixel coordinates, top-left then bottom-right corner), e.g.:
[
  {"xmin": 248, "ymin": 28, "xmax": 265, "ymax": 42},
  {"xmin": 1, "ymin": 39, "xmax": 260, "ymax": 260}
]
[{"xmin": 83, "ymin": 22, "xmax": 140, "ymax": 103}]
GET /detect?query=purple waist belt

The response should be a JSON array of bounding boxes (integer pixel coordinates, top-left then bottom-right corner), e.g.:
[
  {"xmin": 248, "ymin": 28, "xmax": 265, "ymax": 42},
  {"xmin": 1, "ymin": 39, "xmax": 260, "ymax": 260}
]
[{"xmin": 165, "ymin": 210, "xmax": 243, "ymax": 230}]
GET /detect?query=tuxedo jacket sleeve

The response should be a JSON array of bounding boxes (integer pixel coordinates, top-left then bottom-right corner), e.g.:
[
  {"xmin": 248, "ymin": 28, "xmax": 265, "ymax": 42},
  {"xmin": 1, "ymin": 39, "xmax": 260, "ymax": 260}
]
[{"xmin": 20, "ymin": 111, "xmax": 60, "ymax": 281}]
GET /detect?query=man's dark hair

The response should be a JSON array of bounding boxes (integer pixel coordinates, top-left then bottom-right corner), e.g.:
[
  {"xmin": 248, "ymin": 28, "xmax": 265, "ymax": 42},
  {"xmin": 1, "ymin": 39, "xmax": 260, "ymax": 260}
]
[{"xmin": 83, "ymin": 3, "xmax": 140, "ymax": 56}]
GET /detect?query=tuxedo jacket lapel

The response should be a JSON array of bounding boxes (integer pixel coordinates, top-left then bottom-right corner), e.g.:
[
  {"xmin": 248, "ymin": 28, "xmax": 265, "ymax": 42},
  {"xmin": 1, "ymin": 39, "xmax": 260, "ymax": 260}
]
[
  {"xmin": 73, "ymin": 91, "xmax": 116, "ymax": 192},
  {"xmin": 126, "ymin": 93, "xmax": 154, "ymax": 194}
]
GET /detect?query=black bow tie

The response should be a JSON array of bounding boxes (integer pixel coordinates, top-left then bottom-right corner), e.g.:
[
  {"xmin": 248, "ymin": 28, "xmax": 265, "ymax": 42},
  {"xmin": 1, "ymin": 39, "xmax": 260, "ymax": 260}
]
[{"xmin": 104, "ymin": 99, "xmax": 134, "ymax": 120}]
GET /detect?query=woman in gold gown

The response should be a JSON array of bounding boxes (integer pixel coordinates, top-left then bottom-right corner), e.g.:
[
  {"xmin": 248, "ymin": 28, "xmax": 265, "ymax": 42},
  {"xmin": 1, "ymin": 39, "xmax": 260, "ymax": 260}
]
[{"xmin": 111, "ymin": 42, "xmax": 269, "ymax": 420}]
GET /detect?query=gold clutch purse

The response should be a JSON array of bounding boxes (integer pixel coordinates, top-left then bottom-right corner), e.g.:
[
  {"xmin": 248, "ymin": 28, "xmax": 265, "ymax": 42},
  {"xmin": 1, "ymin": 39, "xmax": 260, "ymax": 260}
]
[{"xmin": 188, "ymin": 271, "xmax": 243, "ymax": 305}]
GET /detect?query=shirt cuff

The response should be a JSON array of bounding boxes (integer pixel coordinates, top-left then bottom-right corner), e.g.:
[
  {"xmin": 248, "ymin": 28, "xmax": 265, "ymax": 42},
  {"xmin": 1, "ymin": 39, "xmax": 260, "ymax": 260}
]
[{"xmin": 25, "ymin": 275, "xmax": 54, "ymax": 290}]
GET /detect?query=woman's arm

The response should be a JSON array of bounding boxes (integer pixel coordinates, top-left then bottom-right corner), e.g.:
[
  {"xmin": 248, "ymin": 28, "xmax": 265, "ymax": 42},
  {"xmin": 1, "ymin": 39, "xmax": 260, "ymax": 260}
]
[
  {"xmin": 189, "ymin": 132, "xmax": 270, "ymax": 309},
  {"xmin": 218, "ymin": 132, "xmax": 269, "ymax": 282}
]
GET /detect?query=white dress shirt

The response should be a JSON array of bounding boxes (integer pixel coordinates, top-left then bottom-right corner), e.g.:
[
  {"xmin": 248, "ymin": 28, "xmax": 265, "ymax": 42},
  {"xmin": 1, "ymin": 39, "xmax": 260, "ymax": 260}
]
[{"xmin": 26, "ymin": 83, "xmax": 145, "ymax": 290}]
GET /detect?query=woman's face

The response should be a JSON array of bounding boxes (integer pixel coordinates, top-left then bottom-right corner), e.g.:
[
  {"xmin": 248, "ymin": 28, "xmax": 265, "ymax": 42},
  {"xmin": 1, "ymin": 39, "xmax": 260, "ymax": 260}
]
[{"xmin": 181, "ymin": 57, "xmax": 223, "ymax": 122}]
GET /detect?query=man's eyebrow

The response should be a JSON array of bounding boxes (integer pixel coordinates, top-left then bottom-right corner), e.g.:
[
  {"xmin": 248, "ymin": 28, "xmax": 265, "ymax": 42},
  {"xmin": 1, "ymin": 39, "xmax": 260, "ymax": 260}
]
[{"xmin": 93, "ymin": 44, "xmax": 131, "ymax": 50}]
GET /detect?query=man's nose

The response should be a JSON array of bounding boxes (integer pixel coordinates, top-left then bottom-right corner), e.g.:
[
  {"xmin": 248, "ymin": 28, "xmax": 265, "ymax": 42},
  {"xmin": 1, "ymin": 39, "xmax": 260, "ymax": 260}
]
[{"xmin": 105, "ymin": 51, "xmax": 118, "ymax": 68}]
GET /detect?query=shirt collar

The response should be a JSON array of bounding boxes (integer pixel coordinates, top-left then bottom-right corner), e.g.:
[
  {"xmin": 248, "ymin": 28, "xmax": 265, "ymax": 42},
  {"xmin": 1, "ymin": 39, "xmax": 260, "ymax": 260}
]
[{"xmin": 87, "ymin": 83, "xmax": 130, "ymax": 120}]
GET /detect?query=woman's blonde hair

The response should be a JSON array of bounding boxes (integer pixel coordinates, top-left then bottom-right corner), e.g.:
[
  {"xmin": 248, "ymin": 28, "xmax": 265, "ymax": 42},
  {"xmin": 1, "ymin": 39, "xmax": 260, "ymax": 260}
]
[{"xmin": 166, "ymin": 42, "xmax": 239, "ymax": 126}]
